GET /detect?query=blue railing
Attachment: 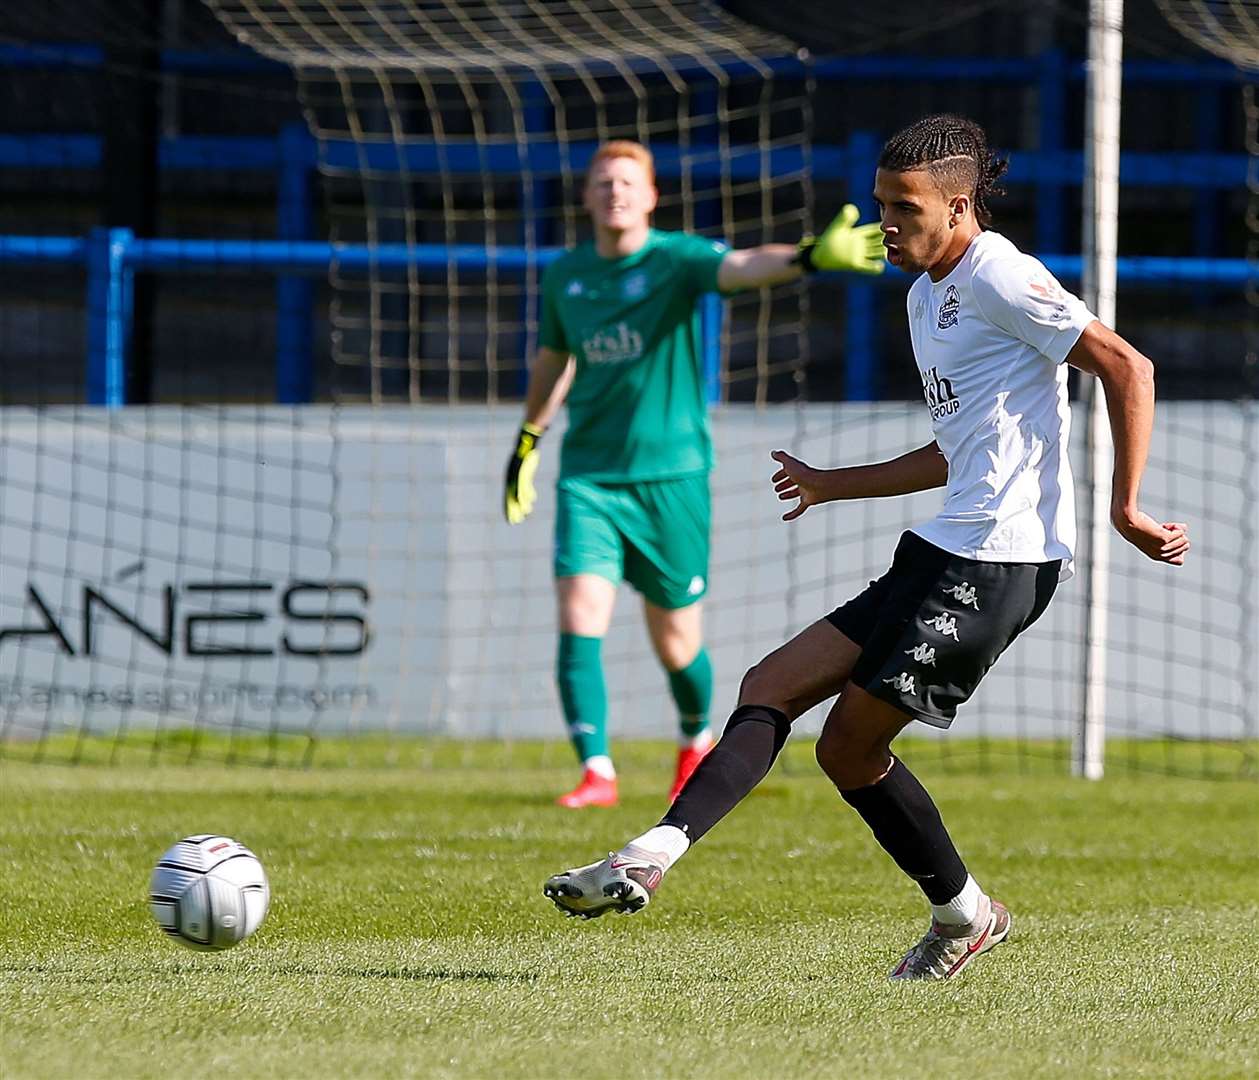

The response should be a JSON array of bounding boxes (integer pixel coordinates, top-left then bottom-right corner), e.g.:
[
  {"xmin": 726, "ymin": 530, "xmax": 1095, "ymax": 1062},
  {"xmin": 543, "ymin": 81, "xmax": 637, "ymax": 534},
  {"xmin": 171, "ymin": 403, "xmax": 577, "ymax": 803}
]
[
  {"xmin": 1, "ymin": 230, "xmax": 1249, "ymax": 407},
  {"xmin": 2, "ymin": 47, "xmax": 1250, "ymax": 402}
]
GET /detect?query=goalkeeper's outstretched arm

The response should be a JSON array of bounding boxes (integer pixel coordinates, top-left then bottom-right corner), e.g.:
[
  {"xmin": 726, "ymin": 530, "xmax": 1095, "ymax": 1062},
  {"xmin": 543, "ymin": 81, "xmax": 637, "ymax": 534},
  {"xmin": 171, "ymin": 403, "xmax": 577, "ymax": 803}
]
[
  {"xmin": 717, "ymin": 204, "xmax": 886, "ymax": 291},
  {"xmin": 505, "ymin": 346, "xmax": 574, "ymax": 525}
]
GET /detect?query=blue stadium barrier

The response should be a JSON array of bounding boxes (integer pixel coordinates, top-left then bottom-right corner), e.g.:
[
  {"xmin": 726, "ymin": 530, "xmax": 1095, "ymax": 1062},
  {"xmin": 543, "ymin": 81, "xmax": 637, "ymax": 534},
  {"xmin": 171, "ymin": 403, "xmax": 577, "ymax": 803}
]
[
  {"xmin": 1, "ymin": 232, "xmax": 1251, "ymax": 407},
  {"xmin": 2, "ymin": 47, "xmax": 1249, "ymax": 402}
]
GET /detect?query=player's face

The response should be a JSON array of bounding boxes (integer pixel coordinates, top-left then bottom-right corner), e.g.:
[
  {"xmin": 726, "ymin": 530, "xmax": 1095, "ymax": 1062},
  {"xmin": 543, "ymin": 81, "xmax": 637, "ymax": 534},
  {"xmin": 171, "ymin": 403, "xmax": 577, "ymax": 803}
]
[
  {"xmin": 583, "ymin": 156, "xmax": 657, "ymax": 232},
  {"xmin": 873, "ymin": 168, "xmax": 953, "ymax": 275}
]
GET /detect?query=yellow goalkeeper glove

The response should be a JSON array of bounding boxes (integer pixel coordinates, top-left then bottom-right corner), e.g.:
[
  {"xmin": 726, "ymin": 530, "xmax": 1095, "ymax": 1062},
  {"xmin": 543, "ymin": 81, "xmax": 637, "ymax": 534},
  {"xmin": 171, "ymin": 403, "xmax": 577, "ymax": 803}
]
[
  {"xmin": 504, "ymin": 422, "xmax": 544, "ymax": 525},
  {"xmin": 794, "ymin": 204, "xmax": 886, "ymax": 275}
]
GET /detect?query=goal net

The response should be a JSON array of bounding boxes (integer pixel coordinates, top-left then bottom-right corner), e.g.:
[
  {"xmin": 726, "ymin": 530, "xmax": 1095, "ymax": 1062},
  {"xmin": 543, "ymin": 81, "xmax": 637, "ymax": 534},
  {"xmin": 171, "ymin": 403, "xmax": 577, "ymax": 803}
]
[{"xmin": 0, "ymin": 1, "xmax": 1254, "ymax": 777}]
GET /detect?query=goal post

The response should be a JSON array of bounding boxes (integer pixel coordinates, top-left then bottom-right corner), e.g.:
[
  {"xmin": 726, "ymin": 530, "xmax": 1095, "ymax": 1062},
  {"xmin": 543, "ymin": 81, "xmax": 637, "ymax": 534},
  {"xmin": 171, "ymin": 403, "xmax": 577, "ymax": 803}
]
[{"xmin": 1076, "ymin": 0, "xmax": 1124, "ymax": 780}]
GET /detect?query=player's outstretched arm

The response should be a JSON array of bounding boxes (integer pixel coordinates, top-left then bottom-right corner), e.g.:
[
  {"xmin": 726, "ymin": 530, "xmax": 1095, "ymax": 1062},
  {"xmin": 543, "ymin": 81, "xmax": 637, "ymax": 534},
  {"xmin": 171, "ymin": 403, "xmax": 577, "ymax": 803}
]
[
  {"xmin": 505, "ymin": 346, "xmax": 574, "ymax": 525},
  {"xmin": 770, "ymin": 442, "xmax": 947, "ymax": 521},
  {"xmin": 1066, "ymin": 322, "xmax": 1189, "ymax": 565},
  {"xmin": 716, "ymin": 204, "xmax": 886, "ymax": 292}
]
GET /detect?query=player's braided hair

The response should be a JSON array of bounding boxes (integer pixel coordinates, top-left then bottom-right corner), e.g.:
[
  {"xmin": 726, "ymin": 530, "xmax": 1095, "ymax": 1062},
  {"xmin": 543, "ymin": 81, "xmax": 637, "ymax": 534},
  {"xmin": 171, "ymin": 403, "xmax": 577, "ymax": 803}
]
[{"xmin": 879, "ymin": 115, "xmax": 1008, "ymax": 227}]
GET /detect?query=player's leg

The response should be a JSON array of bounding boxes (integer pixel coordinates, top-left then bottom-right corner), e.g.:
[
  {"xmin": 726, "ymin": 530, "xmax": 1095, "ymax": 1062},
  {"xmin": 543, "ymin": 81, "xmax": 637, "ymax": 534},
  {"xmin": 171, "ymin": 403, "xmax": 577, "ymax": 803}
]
[
  {"xmin": 642, "ymin": 598, "xmax": 714, "ymax": 800},
  {"xmin": 819, "ymin": 534, "xmax": 1060, "ymax": 979},
  {"xmin": 544, "ymin": 616, "xmax": 862, "ymax": 917},
  {"xmin": 552, "ymin": 479, "xmax": 626, "ymax": 807},
  {"xmin": 619, "ymin": 473, "xmax": 717, "ymax": 797},
  {"xmin": 815, "ymin": 684, "xmax": 1006, "ymax": 979}
]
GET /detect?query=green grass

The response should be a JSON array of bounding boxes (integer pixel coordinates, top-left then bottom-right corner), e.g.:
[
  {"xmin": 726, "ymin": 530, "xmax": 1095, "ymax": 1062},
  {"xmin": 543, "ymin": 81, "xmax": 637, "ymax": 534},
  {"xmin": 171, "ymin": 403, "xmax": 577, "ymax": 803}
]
[{"xmin": 1, "ymin": 741, "xmax": 1256, "ymax": 1079}]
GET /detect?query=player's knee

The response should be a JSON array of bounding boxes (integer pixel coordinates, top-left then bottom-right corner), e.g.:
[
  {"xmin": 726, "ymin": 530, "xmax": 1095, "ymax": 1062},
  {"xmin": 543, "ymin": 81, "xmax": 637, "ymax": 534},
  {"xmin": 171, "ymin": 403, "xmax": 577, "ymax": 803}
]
[
  {"xmin": 815, "ymin": 730, "xmax": 887, "ymax": 790},
  {"xmin": 737, "ymin": 661, "xmax": 776, "ymax": 709}
]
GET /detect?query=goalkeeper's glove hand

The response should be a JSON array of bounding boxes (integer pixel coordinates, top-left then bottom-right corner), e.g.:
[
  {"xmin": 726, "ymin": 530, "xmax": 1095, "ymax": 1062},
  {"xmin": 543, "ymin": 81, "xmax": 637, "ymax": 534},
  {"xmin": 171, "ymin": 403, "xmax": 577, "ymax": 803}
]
[
  {"xmin": 504, "ymin": 422, "xmax": 545, "ymax": 525},
  {"xmin": 793, "ymin": 203, "xmax": 886, "ymax": 275}
]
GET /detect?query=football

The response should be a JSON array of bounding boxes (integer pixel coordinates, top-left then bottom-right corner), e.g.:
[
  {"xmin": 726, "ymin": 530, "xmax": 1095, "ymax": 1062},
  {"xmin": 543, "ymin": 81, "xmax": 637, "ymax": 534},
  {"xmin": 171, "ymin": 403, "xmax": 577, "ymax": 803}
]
[{"xmin": 148, "ymin": 834, "xmax": 270, "ymax": 951}]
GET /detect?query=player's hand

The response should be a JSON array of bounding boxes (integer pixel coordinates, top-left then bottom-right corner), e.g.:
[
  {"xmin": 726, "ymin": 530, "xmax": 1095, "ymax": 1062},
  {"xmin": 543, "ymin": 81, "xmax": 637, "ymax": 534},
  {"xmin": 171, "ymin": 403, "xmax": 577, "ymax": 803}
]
[
  {"xmin": 1111, "ymin": 507, "xmax": 1190, "ymax": 565},
  {"xmin": 771, "ymin": 449, "xmax": 828, "ymax": 521},
  {"xmin": 795, "ymin": 204, "xmax": 886, "ymax": 276},
  {"xmin": 504, "ymin": 423, "xmax": 544, "ymax": 525}
]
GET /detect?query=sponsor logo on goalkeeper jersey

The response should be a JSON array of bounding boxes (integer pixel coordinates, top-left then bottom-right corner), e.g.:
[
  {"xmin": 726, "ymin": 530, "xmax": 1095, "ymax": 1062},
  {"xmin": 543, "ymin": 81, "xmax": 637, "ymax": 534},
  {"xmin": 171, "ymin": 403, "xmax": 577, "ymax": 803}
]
[
  {"xmin": 582, "ymin": 321, "xmax": 644, "ymax": 365},
  {"xmin": 921, "ymin": 366, "xmax": 961, "ymax": 420}
]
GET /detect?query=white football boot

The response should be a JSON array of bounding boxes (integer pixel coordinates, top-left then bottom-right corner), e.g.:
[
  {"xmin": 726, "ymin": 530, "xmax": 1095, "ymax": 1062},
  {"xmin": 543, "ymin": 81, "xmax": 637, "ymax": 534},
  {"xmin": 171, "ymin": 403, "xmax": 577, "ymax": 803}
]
[
  {"xmin": 543, "ymin": 850, "xmax": 664, "ymax": 919},
  {"xmin": 889, "ymin": 895, "xmax": 1012, "ymax": 981}
]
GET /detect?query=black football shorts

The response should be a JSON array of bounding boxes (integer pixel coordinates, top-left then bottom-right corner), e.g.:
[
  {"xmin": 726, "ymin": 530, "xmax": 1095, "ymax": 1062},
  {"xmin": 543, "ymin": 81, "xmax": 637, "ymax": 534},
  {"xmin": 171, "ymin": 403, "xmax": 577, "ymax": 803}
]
[{"xmin": 826, "ymin": 531, "xmax": 1060, "ymax": 729}]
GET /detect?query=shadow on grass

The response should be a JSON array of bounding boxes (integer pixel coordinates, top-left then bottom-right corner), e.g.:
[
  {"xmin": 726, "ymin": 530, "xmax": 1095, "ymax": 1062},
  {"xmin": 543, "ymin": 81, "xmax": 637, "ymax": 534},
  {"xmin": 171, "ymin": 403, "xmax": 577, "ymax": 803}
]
[
  {"xmin": 274, "ymin": 964, "xmax": 539, "ymax": 983},
  {"xmin": 5, "ymin": 962, "xmax": 537, "ymax": 985}
]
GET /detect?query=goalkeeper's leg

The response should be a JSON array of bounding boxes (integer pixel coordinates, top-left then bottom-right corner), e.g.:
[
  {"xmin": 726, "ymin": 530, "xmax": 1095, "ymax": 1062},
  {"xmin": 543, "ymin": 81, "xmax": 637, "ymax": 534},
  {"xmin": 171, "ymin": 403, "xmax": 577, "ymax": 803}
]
[
  {"xmin": 545, "ymin": 618, "xmax": 859, "ymax": 916},
  {"xmin": 643, "ymin": 599, "xmax": 714, "ymax": 801},
  {"xmin": 554, "ymin": 574, "xmax": 619, "ymax": 807}
]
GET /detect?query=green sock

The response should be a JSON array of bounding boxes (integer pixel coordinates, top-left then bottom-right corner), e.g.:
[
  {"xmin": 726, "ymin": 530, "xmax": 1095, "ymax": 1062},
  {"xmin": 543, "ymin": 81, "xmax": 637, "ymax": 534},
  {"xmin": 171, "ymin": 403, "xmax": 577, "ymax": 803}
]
[
  {"xmin": 668, "ymin": 647, "xmax": 712, "ymax": 739},
  {"xmin": 557, "ymin": 633, "xmax": 608, "ymax": 762}
]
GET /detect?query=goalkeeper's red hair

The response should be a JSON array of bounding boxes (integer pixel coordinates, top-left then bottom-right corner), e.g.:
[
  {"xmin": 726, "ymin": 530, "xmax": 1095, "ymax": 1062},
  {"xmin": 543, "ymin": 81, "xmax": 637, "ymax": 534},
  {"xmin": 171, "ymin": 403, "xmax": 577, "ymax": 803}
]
[{"xmin": 586, "ymin": 140, "xmax": 656, "ymax": 187}]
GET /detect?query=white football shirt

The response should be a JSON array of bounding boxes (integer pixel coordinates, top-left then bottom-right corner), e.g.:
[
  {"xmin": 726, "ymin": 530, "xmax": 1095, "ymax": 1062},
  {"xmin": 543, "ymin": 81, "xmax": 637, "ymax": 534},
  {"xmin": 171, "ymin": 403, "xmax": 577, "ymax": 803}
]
[{"xmin": 906, "ymin": 230, "xmax": 1096, "ymax": 579}]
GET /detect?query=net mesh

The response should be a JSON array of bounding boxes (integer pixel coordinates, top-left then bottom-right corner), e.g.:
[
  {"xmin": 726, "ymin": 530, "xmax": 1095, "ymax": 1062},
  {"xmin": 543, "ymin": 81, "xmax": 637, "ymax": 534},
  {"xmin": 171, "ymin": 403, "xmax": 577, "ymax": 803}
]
[{"xmin": 0, "ymin": 1, "xmax": 1254, "ymax": 778}]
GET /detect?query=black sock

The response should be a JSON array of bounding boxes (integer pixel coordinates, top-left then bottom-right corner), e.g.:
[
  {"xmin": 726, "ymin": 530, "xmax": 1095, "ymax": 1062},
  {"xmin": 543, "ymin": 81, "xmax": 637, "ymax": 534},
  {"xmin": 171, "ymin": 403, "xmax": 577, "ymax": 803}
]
[
  {"xmin": 660, "ymin": 704, "xmax": 790, "ymax": 844},
  {"xmin": 839, "ymin": 757, "xmax": 968, "ymax": 905}
]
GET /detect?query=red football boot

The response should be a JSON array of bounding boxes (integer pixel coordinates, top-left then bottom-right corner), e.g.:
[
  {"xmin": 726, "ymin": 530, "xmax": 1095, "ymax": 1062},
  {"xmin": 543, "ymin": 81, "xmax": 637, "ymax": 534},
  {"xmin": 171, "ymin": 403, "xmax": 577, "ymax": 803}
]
[
  {"xmin": 668, "ymin": 739, "xmax": 713, "ymax": 803},
  {"xmin": 556, "ymin": 769, "xmax": 618, "ymax": 808}
]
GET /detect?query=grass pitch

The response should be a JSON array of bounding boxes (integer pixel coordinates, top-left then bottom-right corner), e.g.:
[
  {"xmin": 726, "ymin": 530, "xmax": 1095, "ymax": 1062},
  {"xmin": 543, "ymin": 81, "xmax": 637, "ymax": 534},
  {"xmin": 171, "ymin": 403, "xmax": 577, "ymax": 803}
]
[{"xmin": 1, "ymin": 740, "xmax": 1256, "ymax": 1080}]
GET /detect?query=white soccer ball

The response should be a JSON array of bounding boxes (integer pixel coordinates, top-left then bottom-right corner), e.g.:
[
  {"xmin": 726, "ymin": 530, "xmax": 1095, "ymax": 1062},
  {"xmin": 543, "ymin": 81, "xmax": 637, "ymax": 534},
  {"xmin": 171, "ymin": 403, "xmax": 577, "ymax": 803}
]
[{"xmin": 148, "ymin": 834, "xmax": 270, "ymax": 951}]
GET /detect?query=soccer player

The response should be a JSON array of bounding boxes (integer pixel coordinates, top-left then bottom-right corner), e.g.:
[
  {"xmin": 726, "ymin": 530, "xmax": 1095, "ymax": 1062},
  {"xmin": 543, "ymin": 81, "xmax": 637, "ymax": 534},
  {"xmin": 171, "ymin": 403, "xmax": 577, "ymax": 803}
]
[
  {"xmin": 543, "ymin": 116, "xmax": 1190, "ymax": 979},
  {"xmin": 505, "ymin": 140, "xmax": 886, "ymax": 808}
]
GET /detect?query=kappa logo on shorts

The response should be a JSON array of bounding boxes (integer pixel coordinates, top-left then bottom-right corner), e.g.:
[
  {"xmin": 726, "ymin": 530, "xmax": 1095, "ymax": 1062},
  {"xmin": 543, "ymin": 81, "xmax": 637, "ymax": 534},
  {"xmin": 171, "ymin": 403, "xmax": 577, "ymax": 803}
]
[
  {"xmin": 905, "ymin": 642, "xmax": 937, "ymax": 666},
  {"xmin": 884, "ymin": 672, "xmax": 917, "ymax": 694},
  {"xmin": 687, "ymin": 575, "xmax": 705, "ymax": 596},
  {"xmin": 925, "ymin": 612, "xmax": 960, "ymax": 640},
  {"xmin": 942, "ymin": 581, "xmax": 980, "ymax": 610}
]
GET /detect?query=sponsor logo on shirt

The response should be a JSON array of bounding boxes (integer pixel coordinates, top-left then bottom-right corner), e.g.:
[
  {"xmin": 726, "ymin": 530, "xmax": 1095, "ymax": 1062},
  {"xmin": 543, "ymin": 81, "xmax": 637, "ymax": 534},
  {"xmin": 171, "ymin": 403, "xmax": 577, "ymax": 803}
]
[
  {"xmin": 582, "ymin": 321, "xmax": 644, "ymax": 365},
  {"xmin": 937, "ymin": 284, "xmax": 961, "ymax": 329},
  {"xmin": 921, "ymin": 366, "xmax": 961, "ymax": 420}
]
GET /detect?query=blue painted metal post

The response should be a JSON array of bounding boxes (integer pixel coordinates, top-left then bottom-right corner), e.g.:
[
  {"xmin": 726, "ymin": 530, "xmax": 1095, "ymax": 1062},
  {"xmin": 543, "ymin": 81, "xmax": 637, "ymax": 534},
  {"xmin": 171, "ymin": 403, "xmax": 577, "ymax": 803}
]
[
  {"xmin": 1193, "ymin": 86, "xmax": 1222, "ymax": 310},
  {"xmin": 843, "ymin": 131, "xmax": 880, "ymax": 401},
  {"xmin": 276, "ymin": 124, "xmax": 314, "ymax": 403},
  {"xmin": 692, "ymin": 82, "xmax": 724, "ymax": 402},
  {"xmin": 701, "ymin": 292, "xmax": 723, "ymax": 403},
  {"xmin": 517, "ymin": 82, "xmax": 557, "ymax": 392},
  {"xmin": 85, "ymin": 226, "xmax": 133, "ymax": 406},
  {"xmin": 1037, "ymin": 49, "xmax": 1066, "ymax": 253}
]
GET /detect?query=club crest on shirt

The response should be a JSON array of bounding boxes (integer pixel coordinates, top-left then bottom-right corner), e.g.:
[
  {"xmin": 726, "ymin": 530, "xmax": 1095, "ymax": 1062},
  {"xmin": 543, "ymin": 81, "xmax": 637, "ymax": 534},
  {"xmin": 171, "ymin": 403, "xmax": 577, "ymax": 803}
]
[
  {"xmin": 936, "ymin": 284, "xmax": 961, "ymax": 329},
  {"xmin": 622, "ymin": 271, "xmax": 648, "ymax": 300},
  {"xmin": 566, "ymin": 279, "xmax": 584, "ymax": 297}
]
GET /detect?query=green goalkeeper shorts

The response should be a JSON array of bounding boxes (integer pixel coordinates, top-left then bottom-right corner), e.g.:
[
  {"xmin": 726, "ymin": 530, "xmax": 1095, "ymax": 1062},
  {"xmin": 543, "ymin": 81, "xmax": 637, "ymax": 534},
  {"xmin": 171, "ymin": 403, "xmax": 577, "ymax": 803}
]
[{"xmin": 553, "ymin": 473, "xmax": 711, "ymax": 610}]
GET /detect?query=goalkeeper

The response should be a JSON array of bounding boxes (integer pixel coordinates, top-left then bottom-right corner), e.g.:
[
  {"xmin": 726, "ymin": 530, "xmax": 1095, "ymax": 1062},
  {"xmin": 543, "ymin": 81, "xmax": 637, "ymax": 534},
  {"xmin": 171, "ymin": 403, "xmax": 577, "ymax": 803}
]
[{"xmin": 505, "ymin": 139, "xmax": 884, "ymax": 808}]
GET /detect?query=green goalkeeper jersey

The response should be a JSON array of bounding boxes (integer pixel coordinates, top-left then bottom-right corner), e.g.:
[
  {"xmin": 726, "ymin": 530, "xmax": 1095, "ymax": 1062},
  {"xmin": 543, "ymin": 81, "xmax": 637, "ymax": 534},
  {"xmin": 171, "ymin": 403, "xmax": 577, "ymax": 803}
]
[{"xmin": 539, "ymin": 228, "xmax": 728, "ymax": 482}]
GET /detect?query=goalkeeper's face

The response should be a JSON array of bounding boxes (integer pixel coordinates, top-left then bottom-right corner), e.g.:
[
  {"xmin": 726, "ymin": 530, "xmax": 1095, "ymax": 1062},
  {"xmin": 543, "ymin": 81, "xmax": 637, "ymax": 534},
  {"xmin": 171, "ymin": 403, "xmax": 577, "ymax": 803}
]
[
  {"xmin": 873, "ymin": 167, "xmax": 960, "ymax": 275},
  {"xmin": 584, "ymin": 156, "xmax": 658, "ymax": 234}
]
